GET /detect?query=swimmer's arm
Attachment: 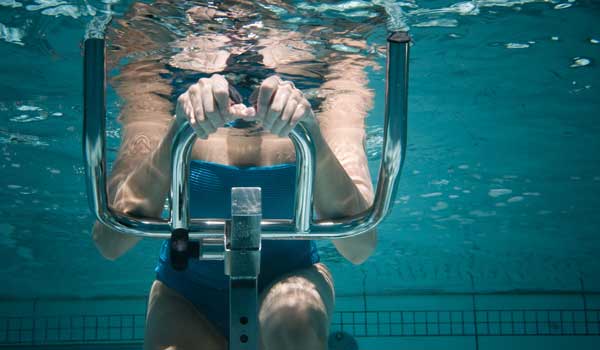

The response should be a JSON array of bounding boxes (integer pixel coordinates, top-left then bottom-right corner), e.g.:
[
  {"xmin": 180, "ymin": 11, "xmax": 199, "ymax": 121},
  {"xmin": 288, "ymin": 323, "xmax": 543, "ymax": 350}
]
[
  {"xmin": 306, "ymin": 121, "xmax": 376, "ymax": 266},
  {"xmin": 309, "ymin": 53, "xmax": 377, "ymax": 265},
  {"xmin": 91, "ymin": 50, "xmax": 177, "ymax": 260},
  {"xmin": 91, "ymin": 118, "xmax": 178, "ymax": 260}
]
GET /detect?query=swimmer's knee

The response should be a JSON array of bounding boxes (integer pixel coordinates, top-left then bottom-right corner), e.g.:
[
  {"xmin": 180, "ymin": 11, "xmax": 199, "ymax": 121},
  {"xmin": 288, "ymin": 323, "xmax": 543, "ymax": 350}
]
[{"xmin": 259, "ymin": 283, "xmax": 329, "ymax": 349}]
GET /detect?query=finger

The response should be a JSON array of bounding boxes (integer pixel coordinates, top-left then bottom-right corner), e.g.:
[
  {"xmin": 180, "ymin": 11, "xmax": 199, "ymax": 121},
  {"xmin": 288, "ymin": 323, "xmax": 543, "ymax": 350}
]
[
  {"xmin": 211, "ymin": 76, "xmax": 230, "ymax": 120},
  {"xmin": 200, "ymin": 80, "xmax": 221, "ymax": 130},
  {"xmin": 256, "ymin": 76, "xmax": 280, "ymax": 120},
  {"xmin": 176, "ymin": 92, "xmax": 196, "ymax": 126},
  {"xmin": 264, "ymin": 85, "xmax": 291, "ymax": 131},
  {"xmin": 291, "ymin": 103, "xmax": 307, "ymax": 125},
  {"xmin": 177, "ymin": 93, "xmax": 209, "ymax": 139},
  {"xmin": 190, "ymin": 84, "xmax": 216, "ymax": 136},
  {"xmin": 188, "ymin": 87, "xmax": 205, "ymax": 127},
  {"xmin": 272, "ymin": 98, "xmax": 297, "ymax": 136},
  {"xmin": 279, "ymin": 103, "xmax": 306, "ymax": 137}
]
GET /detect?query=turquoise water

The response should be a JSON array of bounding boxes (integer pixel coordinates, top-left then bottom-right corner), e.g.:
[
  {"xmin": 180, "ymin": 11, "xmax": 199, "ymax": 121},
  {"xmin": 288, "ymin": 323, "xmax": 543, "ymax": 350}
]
[{"xmin": 1, "ymin": 1, "xmax": 600, "ymax": 347}]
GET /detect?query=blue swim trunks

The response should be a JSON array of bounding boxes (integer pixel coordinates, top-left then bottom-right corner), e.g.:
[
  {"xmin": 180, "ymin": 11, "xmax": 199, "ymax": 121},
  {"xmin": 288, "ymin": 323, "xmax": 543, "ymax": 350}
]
[{"xmin": 155, "ymin": 160, "xmax": 320, "ymax": 339}]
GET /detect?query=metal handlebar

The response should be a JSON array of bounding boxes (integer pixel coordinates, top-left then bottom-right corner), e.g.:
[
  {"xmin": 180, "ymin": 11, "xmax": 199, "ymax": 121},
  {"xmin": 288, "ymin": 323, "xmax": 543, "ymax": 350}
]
[{"xmin": 83, "ymin": 31, "xmax": 410, "ymax": 242}]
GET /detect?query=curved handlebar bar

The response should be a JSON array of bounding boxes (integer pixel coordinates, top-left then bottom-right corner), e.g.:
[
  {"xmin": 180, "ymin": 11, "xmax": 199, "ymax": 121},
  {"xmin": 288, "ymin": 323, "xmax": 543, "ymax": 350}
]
[{"xmin": 83, "ymin": 31, "xmax": 410, "ymax": 241}]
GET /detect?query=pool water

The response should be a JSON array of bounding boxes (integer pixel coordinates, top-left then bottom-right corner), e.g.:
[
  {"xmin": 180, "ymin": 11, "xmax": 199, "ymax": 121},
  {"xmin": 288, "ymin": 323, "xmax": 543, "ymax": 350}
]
[{"xmin": 1, "ymin": 0, "xmax": 599, "ymax": 349}]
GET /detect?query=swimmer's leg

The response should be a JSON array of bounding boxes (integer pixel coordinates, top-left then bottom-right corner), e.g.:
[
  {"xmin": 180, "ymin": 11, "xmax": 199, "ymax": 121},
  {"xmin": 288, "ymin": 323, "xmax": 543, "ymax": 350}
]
[
  {"xmin": 144, "ymin": 280, "xmax": 227, "ymax": 350},
  {"xmin": 258, "ymin": 263, "xmax": 335, "ymax": 350}
]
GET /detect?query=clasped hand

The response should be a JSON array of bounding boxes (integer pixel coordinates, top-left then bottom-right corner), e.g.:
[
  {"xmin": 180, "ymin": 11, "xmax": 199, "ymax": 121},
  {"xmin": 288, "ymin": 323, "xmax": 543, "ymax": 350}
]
[{"xmin": 176, "ymin": 74, "xmax": 314, "ymax": 139}]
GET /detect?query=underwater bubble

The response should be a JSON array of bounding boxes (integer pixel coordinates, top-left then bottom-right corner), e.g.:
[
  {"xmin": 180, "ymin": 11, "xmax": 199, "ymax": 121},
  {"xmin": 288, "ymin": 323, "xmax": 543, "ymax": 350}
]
[
  {"xmin": 488, "ymin": 189, "xmax": 512, "ymax": 197},
  {"xmin": 42, "ymin": 5, "xmax": 86, "ymax": 18},
  {"xmin": 507, "ymin": 196, "xmax": 524, "ymax": 203},
  {"xmin": 551, "ymin": 36, "xmax": 559, "ymax": 41},
  {"xmin": 243, "ymin": 21, "xmax": 263, "ymax": 29},
  {"xmin": 431, "ymin": 179, "xmax": 449, "ymax": 185},
  {"xmin": 414, "ymin": 19, "xmax": 458, "ymax": 28},
  {"xmin": 421, "ymin": 192, "xmax": 443, "ymax": 198},
  {"xmin": 25, "ymin": 0, "xmax": 64, "ymax": 11},
  {"xmin": 10, "ymin": 114, "xmax": 47, "ymax": 123},
  {"xmin": 570, "ymin": 57, "xmax": 591, "ymax": 68},
  {"xmin": 51, "ymin": 112, "xmax": 63, "ymax": 117},
  {"xmin": 0, "ymin": 22, "xmax": 24, "ymax": 45},
  {"xmin": 331, "ymin": 44, "xmax": 361, "ymax": 53},
  {"xmin": 554, "ymin": 3, "xmax": 572, "ymax": 10},
  {"xmin": 469, "ymin": 210, "xmax": 496, "ymax": 217},
  {"xmin": 506, "ymin": 43, "xmax": 529, "ymax": 49},
  {"xmin": 0, "ymin": 0, "xmax": 23, "ymax": 8},
  {"xmin": 16, "ymin": 105, "xmax": 41, "ymax": 111},
  {"xmin": 452, "ymin": 1, "xmax": 478, "ymax": 15},
  {"xmin": 431, "ymin": 201, "xmax": 448, "ymax": 211}
]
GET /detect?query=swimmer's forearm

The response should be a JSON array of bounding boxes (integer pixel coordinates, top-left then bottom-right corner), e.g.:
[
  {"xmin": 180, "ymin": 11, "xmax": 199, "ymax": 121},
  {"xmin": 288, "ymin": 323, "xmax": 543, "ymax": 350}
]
[
  {"xmin": 305, "ymin": 120, "xmax": 377, "ymax": 265},
  {"xmin": 92, "ymin": 222, "xmax": 141, "ymax": 261},
  {"xmin": 92, "ymin": 119, "xmax": 177, "ymax": 260},
  {"xmin": 114, "ymin": 124, "xmax": 175, "ymax": 215}
]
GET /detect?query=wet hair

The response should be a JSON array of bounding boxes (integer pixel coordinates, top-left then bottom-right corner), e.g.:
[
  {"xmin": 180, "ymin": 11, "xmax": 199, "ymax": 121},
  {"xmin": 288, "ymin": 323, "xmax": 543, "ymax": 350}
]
[{"xmin": 228, "ymin": 83, "xmax": 243, "ymax": 104}]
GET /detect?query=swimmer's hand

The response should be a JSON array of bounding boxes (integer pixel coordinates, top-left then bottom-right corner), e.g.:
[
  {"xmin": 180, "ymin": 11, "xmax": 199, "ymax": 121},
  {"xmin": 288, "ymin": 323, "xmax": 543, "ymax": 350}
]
[
  {"xmin": 252, "ymin": 75, "xmax": 314, "ymax": 137},
  {"xmin": 175, "ymin": 75, "xmax": 255, "ymax": 139}
]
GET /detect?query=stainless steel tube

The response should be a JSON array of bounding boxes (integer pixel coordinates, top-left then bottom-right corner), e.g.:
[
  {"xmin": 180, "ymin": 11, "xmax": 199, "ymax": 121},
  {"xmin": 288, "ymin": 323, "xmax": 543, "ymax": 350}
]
[
  {"xmin": 83, "ymin": 31, "xmax": 410, "ymax": 241},
  {"xmin": 83, "ymin": 38, "xmax": 106, "ymax": 223},
  {"xmin": 368, "ymin": 31, "xmax": 411, "ymax": 225}
]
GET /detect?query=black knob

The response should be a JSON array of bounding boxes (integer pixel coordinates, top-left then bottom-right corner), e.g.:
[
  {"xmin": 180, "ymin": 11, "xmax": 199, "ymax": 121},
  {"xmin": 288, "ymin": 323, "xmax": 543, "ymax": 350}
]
[{"xmin": 170, "ymin": 228, "xmax": 189, "ymax": 271}]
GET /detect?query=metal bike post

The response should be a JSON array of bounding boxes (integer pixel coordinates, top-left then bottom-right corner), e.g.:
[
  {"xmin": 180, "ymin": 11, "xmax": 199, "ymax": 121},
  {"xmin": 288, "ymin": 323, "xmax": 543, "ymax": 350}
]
[{"xmin": 225, "ymin": 188, "xmax": 262, "ymax": 350}]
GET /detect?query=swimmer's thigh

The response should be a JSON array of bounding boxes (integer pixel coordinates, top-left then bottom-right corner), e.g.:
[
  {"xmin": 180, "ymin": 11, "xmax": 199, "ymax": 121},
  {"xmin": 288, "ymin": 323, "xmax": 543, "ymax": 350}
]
[{"xmin": 144, "ymin": 280, "xmax": 227, "ymax": 350}]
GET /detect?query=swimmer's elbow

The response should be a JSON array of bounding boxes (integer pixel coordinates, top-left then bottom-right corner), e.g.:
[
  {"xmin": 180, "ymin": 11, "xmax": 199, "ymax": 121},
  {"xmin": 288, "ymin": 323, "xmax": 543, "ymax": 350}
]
[
  {"xmin": 334, "ymin": 228, "xmax": 377, "ymax": 265},
  {"xmin": 92, "ymin": 221, "xmax": 139, "ymax": 261}
]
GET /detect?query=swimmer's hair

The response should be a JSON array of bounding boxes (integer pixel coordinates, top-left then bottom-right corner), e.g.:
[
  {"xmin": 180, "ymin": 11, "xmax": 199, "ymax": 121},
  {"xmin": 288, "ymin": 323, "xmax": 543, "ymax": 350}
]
[{"xmin": 228, "ymin": 82, "xmax": 243, "ymax": 104}]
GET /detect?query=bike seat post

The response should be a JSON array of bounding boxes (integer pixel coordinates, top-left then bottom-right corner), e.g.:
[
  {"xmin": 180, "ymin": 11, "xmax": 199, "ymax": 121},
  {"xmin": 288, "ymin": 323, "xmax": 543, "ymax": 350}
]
[{"xmin": 225, "ymin": 187, "xmax": 262, "ymax": 350}]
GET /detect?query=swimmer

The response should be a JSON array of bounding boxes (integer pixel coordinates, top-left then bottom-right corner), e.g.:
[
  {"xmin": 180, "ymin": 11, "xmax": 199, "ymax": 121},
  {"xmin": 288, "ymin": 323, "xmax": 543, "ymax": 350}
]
[{"xmin": 91, "ymin": 1, "xmax": 378, "ymax": 349}]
